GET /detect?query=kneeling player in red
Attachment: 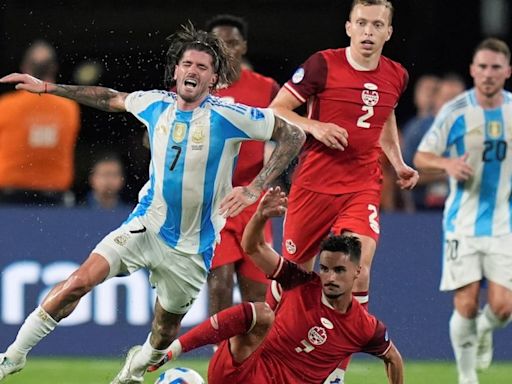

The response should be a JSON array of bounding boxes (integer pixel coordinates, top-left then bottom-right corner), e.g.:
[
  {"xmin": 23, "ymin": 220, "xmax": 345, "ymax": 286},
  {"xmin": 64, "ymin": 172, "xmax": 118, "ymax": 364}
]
[{"xmin": 149, "ymin": 188, "xmax": 404, "ymax": 383}]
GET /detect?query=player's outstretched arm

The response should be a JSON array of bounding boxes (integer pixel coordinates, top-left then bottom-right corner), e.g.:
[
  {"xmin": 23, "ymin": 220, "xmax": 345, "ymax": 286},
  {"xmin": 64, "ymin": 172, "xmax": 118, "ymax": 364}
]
[
  {"xmin": 380, "ymin": 342, "xmax": 404, "ymax": 384},
  {"xmin": 220, "ymin": 116, "xmax": 304, "ymax": 217},
  {"xmin": 270, "ymin": 88, "xmax": 348, "ymax": 150},
  {"xmin": 0, "ymin": 73, "xmax": 128, "ymax": 112},
  {"xmin": 241, "ymin": 187, "xmax": 287, "ymax": 275}
]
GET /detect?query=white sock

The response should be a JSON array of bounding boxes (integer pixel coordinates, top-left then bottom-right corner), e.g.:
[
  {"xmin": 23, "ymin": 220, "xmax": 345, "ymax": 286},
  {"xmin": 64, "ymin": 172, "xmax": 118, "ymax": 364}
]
[
  {"xmin": 450, "ymin": 310, "xmax": 478, "ymax": 384},
  {"xmin": 5, "ymin": 306, "xmax": 58, "ymax": 362},
  {"xmin": 477, "ymin": 304, "xmax": 512, "ymax": 335},
  {"xmin": 130, "ymin": 333, "xmax": 168, "ymax": 376}
]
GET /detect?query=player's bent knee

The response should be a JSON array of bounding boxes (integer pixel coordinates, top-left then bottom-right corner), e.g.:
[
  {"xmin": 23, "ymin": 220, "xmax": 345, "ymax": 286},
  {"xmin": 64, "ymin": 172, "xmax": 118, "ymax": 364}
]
[
  {"xmin": 489, "ymin": 302, "xmax": 512, "ymax": 321},
  {"xmin": 455, "ymin": 298, "xmax": 479, "ymax": 318}
]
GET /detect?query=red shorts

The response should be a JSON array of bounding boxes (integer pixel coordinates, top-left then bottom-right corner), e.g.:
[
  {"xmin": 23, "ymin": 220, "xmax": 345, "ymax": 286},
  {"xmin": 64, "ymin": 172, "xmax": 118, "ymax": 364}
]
[
  {"xmin": 211, "ymin": 203, "xmax": 273, "ymax": 283},
  {"xmin": 282, "ymin": 185, "xmax": 381, "ymax": 264}
]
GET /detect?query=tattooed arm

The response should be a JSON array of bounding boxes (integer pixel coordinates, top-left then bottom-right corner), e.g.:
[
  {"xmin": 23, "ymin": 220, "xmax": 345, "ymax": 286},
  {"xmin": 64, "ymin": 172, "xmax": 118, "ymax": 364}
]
[
  {"xmin": 219, "ymin": 115, "xmax": 305, "ymax": 218},
  {"xmin": 0, "ymin": 73, "xmax": 127, "ymax": 112}
]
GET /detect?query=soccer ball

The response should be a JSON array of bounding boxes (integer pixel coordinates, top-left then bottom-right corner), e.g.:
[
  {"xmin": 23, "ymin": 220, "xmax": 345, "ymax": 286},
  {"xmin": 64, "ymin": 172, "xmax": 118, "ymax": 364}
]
[{"xmin": 154, "ymin": 367, "xmax": 205, "ymax": 384}]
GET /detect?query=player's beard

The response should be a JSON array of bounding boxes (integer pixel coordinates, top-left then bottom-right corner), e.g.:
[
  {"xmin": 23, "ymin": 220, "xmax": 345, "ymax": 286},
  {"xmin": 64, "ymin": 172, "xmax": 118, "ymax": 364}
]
[{"xmin": 324, "ymin": 292, "xmax": 343, "ymax": 300}]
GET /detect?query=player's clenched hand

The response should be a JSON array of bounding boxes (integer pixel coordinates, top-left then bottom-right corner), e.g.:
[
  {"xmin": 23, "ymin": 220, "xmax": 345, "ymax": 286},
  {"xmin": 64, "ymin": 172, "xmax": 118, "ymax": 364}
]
[
  {"xmin": 310, "ymin": 121, "xmax": 348, "ymax": 150},
  {"xmin": 0, "ymin": 73, "xmax": 53, "ymax": 94},
  {"xmin": 257, "ymin": 187, "xmax": 287, "ymax": 219},
  {"xmin": 395, "ymin": 164, "xmax": 419, "ymax": 190},
  {"xmin": 219, "ymin": 185, "xmax": 261, "ymax": 218},
  {"xmin": 444, "ymin": 153, "xmax": 473, "ymax": 181}
]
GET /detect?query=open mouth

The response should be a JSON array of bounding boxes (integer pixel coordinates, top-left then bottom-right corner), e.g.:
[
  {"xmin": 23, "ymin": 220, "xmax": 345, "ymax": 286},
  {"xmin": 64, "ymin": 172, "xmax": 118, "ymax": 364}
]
[
  {"xmin": 361, "ymin": 40, "xmax": 374, "ymax": 47},
  {"xmin": 184, "ymin": 79, "xmax": 198, "ymax": 89}
]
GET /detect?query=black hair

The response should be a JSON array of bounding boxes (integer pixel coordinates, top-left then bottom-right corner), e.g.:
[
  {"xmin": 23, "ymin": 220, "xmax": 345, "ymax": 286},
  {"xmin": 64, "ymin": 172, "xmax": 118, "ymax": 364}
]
[
  {"xmin": 164, "ymin": 21, "xmax": 237, "ymax": 89},
  {"xmin": 90, "ymin": 152, "xmax": 124, "ymax": 175},
  {"xmin": 205, "ymin": 14, "xmax": 249, "ymax": 40},
  {"xmin": 319, "ymin": 235, "xmax": 362, "ymax": 264}
]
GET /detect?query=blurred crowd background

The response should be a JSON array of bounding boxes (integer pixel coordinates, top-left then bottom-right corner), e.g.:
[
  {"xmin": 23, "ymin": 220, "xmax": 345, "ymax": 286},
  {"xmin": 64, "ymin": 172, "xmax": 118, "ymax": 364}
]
[{"xmin": 0, "ymin": 0, "xmax": 510, "ymax": 210}]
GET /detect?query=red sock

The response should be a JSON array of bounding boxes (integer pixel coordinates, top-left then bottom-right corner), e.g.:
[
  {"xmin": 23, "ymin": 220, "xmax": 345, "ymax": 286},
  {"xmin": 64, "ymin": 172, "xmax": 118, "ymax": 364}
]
[
  {"xmin": 353, "ymin": 291, "xmax": 369, "ymax": 311},
  {"xmin": 179, "ymin": 302, "xmax": 254, "ymax": 353}
]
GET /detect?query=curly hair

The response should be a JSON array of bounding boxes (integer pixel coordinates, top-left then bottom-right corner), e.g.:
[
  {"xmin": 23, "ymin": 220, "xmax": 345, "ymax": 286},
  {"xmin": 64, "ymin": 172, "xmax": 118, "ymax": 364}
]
[
  {"xmin": 319, "ymin": 235, "xmax": 362, "ymax": 264},
  {"xmin": 164, "ymin": 21, "xmax": 237, "ymax": 89}
]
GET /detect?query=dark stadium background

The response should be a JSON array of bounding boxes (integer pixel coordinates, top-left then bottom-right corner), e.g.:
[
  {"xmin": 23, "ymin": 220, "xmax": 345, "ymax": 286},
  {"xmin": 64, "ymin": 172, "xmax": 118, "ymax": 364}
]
[{"xmin": 1, "ymin": 0, "xmax": 509, "ymax": 202}]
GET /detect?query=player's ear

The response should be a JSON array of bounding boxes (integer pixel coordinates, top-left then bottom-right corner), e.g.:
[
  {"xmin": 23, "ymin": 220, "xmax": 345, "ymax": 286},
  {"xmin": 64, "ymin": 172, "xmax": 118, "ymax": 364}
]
[
  {"xmin": 385, "ymin": 25, "xmax": 393, "ymax": 41},
  {"xmin": 210, "ymin": 73, "xmax": 218, "ymax": 88},
  {"xmin": 173, "ymin": 65, "xmax": 178, "ymax": 81},
  {"xmin": 354, "ymin": 265, "xmax": 361, "ymax": 279},
  {"xmin": 345, "ymin": 20, "xmax": 352, "ymax": 38}
]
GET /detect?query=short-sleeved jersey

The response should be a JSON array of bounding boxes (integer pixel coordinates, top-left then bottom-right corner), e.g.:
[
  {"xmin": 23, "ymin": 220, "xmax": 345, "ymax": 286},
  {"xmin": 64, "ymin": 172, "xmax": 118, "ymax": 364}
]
[
  {"xmin": 418, "ymin": 89, "xmax": 512, "ymax": 236},
  {"xmin": 214, "ymin": 68, "xmax": 279, "ymax": 186},
  {"xmin": 0, "ymin": 91, "xmax": 80, "ymax": 190},
  {"xmin": 124, "ymin": 90, "xmax": 274, "ymax": 257},
  {"xmin": 254, "ymin": 259, "xmax": 391, "ymax": 383},
  {"xmin": 285, "ymin": 48, "xmax": 408, "ymax": 194}
]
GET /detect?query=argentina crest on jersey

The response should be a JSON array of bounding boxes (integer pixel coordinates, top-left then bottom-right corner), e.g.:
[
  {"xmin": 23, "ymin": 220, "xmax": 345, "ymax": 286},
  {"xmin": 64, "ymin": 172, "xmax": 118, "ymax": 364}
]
[
  {"xmin": 487, "ymin": 120, "xmax": 502, "ymax": 138},
  {"xmin": 172, "ymin": 121, "xmax": 188, "ymax": 143}
]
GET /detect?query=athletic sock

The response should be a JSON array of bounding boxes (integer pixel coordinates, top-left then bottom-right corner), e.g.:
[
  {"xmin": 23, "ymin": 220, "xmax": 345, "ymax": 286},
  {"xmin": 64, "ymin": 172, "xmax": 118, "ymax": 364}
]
[
  {"xmin": 179, "ymin": 302, "xmax": 255, "ymax": 355},
  {"xmin": 477, "ymin": 304, "xmax": 512, "ymax": 334},
  {"xmin": 449, "ymin": 310, "xmax": 478, "ymax": 384},
  {"xmin": 5, "ymin": 306, "xmax": 58, "ymax": 362},
  {"xmin": 129, "ymin": 333, "xmax": 168, "ymax": 376}
]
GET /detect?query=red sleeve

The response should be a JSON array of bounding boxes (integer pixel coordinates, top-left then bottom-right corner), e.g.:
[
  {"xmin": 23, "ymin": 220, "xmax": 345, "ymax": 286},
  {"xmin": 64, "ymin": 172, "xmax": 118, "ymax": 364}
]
[
  {"xmin": 361, "ymin": 318, "xmax": 392, "ymax": 357},
  {"xmin": 267, "ymin": 258, "xmax": 316, "ymax": 290},
  {"xmin": 284, "ymin": 51, "xmax": 328, "ymax": 103}
]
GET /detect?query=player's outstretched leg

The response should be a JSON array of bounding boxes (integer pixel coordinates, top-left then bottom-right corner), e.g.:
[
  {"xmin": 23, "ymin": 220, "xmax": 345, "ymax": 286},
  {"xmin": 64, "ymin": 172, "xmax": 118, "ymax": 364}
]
[{"xmin": 0, "ymin": 306, "xmax": 58, "ymax": 381}]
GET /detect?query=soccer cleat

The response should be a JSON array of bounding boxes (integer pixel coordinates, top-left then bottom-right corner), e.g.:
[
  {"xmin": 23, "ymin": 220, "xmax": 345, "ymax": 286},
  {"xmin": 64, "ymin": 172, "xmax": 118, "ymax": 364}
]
[
  {"xmin": 476, "ymin": 329, "xmax": 493, "ymax": 370},
  {"xmin": 0, "ymin": 353, "xmax": 26, "ymax": 380},
  {"xmin": 110, "ymin": 345, "xmax": 144, "ymax": 384},
  {"xmin": 147, "ymin": 350, "xmax": 173, "ymax": 372}
]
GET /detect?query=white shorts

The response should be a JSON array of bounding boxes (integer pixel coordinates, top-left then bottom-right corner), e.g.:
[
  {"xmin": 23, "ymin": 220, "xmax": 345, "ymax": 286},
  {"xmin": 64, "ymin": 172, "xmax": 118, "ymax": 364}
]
[
  {"xmin": 440, "ymin": 232, "xmax": 512, "ymax": 291},
  {"xmin": 93, "ymin": 216, "xmax": 208, "ymax": 314}
]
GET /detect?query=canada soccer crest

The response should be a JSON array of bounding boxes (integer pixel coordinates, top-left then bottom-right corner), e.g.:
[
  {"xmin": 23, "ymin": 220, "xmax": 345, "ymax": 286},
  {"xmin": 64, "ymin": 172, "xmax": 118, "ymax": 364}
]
[
  {"xmin": 361, "ymin": 82, "xmax": 379, "ymax": 106},
  {"xmin": 308, "ymin": 326, "xmax": 327, "ymax": 346}
]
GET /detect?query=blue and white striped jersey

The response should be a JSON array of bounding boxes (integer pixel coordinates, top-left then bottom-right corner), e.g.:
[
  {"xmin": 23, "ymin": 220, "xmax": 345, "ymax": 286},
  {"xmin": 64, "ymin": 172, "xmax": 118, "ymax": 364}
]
[
  {"xmin": 418, "ymin": 89, "xmax": 512, "ymax": 236},
  {"xmin": 124, "ymin": 90, "xmax": 275, "ymax": 257}
]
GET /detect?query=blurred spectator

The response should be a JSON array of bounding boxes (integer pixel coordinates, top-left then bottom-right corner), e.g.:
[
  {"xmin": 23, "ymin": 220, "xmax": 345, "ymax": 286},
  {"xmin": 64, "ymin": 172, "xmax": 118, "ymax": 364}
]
[
  {"xmin": 403, "ymin": 73, "xmax": 466, "ymax": 210},
  {"xmin": 0, "ymin": 40, "xmax": 80, "ymax": 206},
  {"xmin": 86, "ymin": 153, "xmax": 129, "ymax": 211},
  {"xmin": 380, "ymin": 76, "xmax": 440, "ymax": 212}
]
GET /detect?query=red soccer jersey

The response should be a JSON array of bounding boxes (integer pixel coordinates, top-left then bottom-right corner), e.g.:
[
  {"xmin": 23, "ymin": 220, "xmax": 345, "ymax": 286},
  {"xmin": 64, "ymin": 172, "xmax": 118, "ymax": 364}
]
[
  {"xmin": 285, "ymin": 48, "xmax": 408, "ymax": 194},
  {"xmin": 214, "ymin": 68, "xmax": 279, "ymax": 187},
  {"xmin": 258, "ymin": 259, "xmax": 391, "ymax": 383}
]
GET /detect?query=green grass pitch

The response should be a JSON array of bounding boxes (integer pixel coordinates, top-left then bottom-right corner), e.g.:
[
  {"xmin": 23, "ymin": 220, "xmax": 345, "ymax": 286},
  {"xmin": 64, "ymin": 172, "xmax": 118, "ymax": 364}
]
[{"xmin": 2, "ymin": 356, "xmax": 511, "ymax": 383}]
